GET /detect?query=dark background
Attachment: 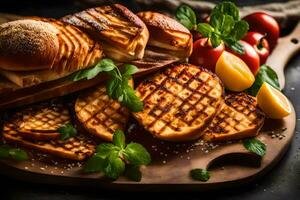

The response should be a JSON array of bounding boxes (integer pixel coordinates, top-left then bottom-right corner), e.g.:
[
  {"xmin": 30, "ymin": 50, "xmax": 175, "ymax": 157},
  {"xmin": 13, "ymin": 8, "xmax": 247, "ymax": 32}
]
[{"xmin": 0, "ymin": 0, "xmax": 299, "ymax": 199}]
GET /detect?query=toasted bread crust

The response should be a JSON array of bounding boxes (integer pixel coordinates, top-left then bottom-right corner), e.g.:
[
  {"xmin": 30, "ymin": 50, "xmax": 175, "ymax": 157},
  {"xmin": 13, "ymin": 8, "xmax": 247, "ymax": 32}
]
[
  {"xmin": 61, "ymin": 4, "xmax": 149, "ymax": 62},
  {"xmin": 75, "ymin": 80, "xmax": 133, "ymax": 141},
  {"xmin": 0, "ymin": 18, "xmax": 103, "ymax": 72},
  {"xmin": 137, "ymin": 12, "xmax": 193, "ymax": 60},
  {"xmin": 0, "ymin": 19, "xmax": 59, "ymax": 71},
  {"xmin": 203, "ymin": 93, "xmax": 265, "ymax": 141},
  {"xmin": 2, "ymin": 112, "xmax": 96, "ymax": 161},
  {"xmin": 133, "ymin": 63, "xmax": 224, "ymax": 141}
]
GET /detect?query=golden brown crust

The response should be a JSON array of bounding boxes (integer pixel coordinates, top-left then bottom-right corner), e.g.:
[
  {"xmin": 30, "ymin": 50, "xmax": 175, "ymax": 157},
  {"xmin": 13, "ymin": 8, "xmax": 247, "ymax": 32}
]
[
  {"xmin": 17, "ymin": 129, "xmax": 61, "ymax": 141},
  {"xmin": 0, "ymin": 19, "xmax": 59, "ymax": 71},
  {"xmin": 75, "ymin": 80, "xmax": 133, "ymax": 141},
  {"xmin": 2, "ymin": 110, "xmax": 96, "ymax": 161},
  {"xmin": 137, "ymin": 12, "xmax": 193, "ymax": 60},
  {"xmin": 0, "ymin": 18, "xmax": 103, "ymax": 73},
  {"xmin": 61, "ymin": 4, "xmax": 149, "ymax": 62},
  {"xmin": 133, "ymin": 63, "xmax": 224, "ymax": 142},
  {"xmin": 203, "ymin": 93, "xmax": 265, "ymax": 141},
  {"xmin": 38, "ymin": 18, "xmax": 103, "ymax": 73}
]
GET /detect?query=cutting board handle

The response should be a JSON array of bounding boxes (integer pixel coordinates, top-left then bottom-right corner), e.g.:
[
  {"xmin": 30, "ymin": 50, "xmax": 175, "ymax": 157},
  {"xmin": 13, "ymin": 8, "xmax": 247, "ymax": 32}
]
[{"xmin": 266, "ymin": 22, "xmax": 300, "ymax": 89}]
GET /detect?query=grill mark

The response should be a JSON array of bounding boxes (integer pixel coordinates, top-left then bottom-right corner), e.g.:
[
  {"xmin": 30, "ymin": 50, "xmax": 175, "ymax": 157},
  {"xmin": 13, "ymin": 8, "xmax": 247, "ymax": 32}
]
[
  {"xmin": 78, "ymin": 88, "xmax": 106, "ymax": 114},
  {"xmin": 54, "ymin": 33, "xmax": 68, "ymax": 72},
  {"xmin": 66, "ymin": 26, "xmax": 85, "ymax": 69},
  {"xmin": 60, "ymin": 25, "xmax": 78, "ymax": 72},
  {"xmin": 205, "ymin": 94, "xmax": 264, "ymax": 135},
  {"xmin": 78, "ymin": 88, "xmax": 127, "ymax": 132},
  {"xmin": 139, "ymin": 65, "xmax": 223, "ymax": 134},
  {"xmin": 85, "ymin": 10, "xmax": 109, "ymax": 30},
  {"xmin": 52, "ymin": 24, "xmax": 71, "ymax": 72},
  {"xmin": 84, "ymin": 11, "xmax": 135, "ymax": 44}
]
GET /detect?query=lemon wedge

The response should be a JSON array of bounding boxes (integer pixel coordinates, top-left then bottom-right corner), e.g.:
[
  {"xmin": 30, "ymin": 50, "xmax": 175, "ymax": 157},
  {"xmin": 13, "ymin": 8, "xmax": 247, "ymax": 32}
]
[
  {"xmin": 215, "ymin": 51, "xmax": 255, "ymax": 92},
  {"xmin": 257, "ymin": 82, "xmax": 291, "ymax": 119}
]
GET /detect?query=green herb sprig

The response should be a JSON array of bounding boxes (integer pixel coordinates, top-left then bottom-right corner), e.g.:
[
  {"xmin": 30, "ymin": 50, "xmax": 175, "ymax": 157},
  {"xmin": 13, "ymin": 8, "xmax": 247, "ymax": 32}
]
[
  {"xmin": 57, "ymin": 123, "xmax": 77, "ymax": 140},
  {"xmin": 246, "ymin": 65, "xmax": 280, "ymax": 96},
  {"xmin": 83, "ymin": 130, "xmax": 151, "ymax": 181},
  {"xmin": 72, "ymin": 59, "xmax": 143, "ymax": 112},
  {"xmin": 190, "ymin": 168, "xmax": 210, "ymax": 182},
  {"xmin": 0, "ymin": 145, "xmax": 28, "ymax": 161},
  {"xmin": 243, "ymin": 138, "xmax": 266, "ymax": 156},
  {"xmin": 176, "ymin": 2, "xmax": 249, "ymax": 54}
]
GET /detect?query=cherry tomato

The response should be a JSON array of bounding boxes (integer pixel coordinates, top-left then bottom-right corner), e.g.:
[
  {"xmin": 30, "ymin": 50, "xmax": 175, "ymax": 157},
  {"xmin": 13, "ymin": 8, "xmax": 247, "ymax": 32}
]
[
  {"xmin": 227, "ymin": 40, "xmax": 260, "ymax": 75},
  {"xmin": 243, "ymin": 12, "xmax": 280, "ymax": 51},
  {"xmin": 189, "ymin": 38, "xmax": 225, "ymax": 72},
  {"xmin": 243, "ymin": 32, "xmax": 270, "ymax": 64}
]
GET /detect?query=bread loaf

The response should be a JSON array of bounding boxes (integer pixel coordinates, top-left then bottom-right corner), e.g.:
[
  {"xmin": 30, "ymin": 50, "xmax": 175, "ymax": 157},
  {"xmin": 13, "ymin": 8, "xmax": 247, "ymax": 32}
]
[{"xmin": 0, "ymin": 19, "xmax": 104, "ymax": 72}]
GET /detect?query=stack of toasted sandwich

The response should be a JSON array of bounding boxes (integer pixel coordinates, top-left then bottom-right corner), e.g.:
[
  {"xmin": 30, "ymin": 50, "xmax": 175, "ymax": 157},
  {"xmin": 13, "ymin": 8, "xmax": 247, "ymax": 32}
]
[
  {"xmin": 0, "ymin": 4, "xmax": 265, "ymax": 161},
  {"xmin": 0, "ymin": 4, "xmax": 192, "ymax": 109}
]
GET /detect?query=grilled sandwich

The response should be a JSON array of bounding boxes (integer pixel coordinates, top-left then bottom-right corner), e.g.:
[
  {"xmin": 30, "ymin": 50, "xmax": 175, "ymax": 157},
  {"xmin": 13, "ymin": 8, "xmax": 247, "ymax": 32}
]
[
  {"xmin": 137, "ymin": 11, "xmax": 193, "ymax": 60},
  {"xmin": 61, "ymin": 4, "xmax": 149, "ymax": 62},
  {"xmin": 133, "ymin": 64, "xmax": 224, "ymax": 141},
  {"xmin": 17, "ymin": 103, "xmax": 71, "ymax": 141},
  {"xmin": 203, "ymin": 93, "xmax": 265, "ymax": 141},
  {"xmin": 3, "ymin": 121, "xmax": 96, "ymax": 161},
  {"xmin": 75, "ymin": 81, "xmax": 133, "ymax": 141}
]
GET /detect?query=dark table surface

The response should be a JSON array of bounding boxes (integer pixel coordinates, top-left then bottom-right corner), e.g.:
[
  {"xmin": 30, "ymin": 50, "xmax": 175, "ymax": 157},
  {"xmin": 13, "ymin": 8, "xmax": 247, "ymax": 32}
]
[{"xmin": 0, "ymin": 1, "xmax": 299, "ymax": 199}]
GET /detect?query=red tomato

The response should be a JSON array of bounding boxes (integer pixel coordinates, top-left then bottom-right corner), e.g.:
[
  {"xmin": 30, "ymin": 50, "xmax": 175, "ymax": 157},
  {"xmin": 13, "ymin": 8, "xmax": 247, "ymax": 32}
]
[
  {"xmin": 243, "ymin": 32, "xmax": 270, "ymax": 64},
  {"xmin": 243, "ymin": 12, "xmax": 280, "ymax": 51},
  {"xmin": 189, "ymin": 38, "xmax": 224, "ymax": 72},
  {"xmin": 227, "ymin": 40, "xmax": 260, "ymax": 75}
]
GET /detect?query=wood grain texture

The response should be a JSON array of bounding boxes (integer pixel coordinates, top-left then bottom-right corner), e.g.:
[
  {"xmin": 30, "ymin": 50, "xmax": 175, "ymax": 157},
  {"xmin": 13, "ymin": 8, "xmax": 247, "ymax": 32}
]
[{"xmin": 266, "ymin": 21, "xmax": 300, "ymax": 89}]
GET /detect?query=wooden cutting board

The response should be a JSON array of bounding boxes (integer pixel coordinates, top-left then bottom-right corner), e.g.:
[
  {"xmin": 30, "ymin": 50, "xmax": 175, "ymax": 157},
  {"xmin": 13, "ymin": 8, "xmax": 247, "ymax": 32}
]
[
  {"xmin": 0, "ymin": 108, "xmax": 296, "ymax": 190},
  {"xmin": 0, "ymin": 16, "xmax": 299, "ymax": 190}
]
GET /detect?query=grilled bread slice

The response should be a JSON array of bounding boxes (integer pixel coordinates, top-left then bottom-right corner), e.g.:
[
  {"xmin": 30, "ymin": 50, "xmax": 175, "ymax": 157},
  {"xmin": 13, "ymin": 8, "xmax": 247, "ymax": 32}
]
[
  {"xmin": 61, "ymin": 4, "xmax": 149, "ymax": 62},
  {"xmin": 203, "ymin": 93, "xmax": 265, "ymax": 141},
  {"xmin": 17, "ymin": 103, "xmax": 71, "ymax": 140},
  {"xmin": 137, "ymin": 11, "xmax": 193, "ymax": 60},
  {"xmin": 2, "ymin": 115, "xmax": 96, "ymax": 161},
  {"xmin": 0, "ymin": 19, "xmax": 103, "ymax": 73},
  {"xmin": 75, "ymin": 80, "xmax": 133, "ymax": 141},
  {"xmin": 133, "ymin": 64, "xmax": 224, "ymax": 141}
]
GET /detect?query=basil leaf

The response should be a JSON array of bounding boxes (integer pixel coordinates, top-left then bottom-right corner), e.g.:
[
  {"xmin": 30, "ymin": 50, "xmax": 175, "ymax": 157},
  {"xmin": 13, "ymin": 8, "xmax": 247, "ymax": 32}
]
[
  {"xmin": 197, "ymin": 23, "xmax": 214, "ymax": 38},
  {"xmin": 243, "ymin": 138, "xmax": 266, "ymax": 157},
  {"xmin": 121, "ymin": 64, "xmax": 139, "ymax": 79},
  {"xmin": 103, "ymin": 152, "xmax": 125, "ymax": 180},
  {"xmin": 175, "ymin": 4, "xmax": 197, "ymax": 30},
  {"xmin": 113, "ymin": 130, "xmax": 126, "ymax": 149},
  {"xmin": 210, "ymin": 32, "xmax": 222, "ymax": 48},
  {"xmin": 190, "ymin": 168, "xmax": 210, "ymax": 182},
  {"xmin": 124, "ymin": 142, "xmax": 151, "ymax": 165},
  {"xmin": 0, "ymin": 145, "xmax": 10, "ymax": 159},
  {"xmin": 9, "ymin": 148, "xmax": 28, "ymax": 161},
  {"xmin": 98, "ymin": 58, "xmax": 116, "ymax": 72},
  {"xmin": 122, "ymin": 85, "xmax": 143, "ymax": 112},
  {"xmin": 96, "ymin": 143, "xmax": 120, "ymax": 159},
  {"xmin": 220, "ymin": 15, "xmax": 235, "ymax": 35},
  {"xmin": 224, "ymin": 39, "xmax": 244, "ymax": 54},
  {"xmin": 83, "ymin": 154, "xmax": 106, "ymax": 173},
  {"xmin": 246, "ymin": 65, "xmax": 280, "ymax": 96},
  {"xmin": 211, "ymin": 1, "xmax": 239, "ymax": 20},
  {"xmin": 106, "ymin": 78, "xmax": 121, "ymax": 98},
  {"xmin": 57, "ymin": 124, "xmax": 77, "ymax": 140},
  {"xmin": 72, "ymin": 58, "xmax": 116, "ymax": 81},
  {"xmin": 124, "ymin": 165, "xmax": 142, "ymax": 182},
  {"xmin": 230, "ymin": 20, "xmax": 249, "ymax": 41}
]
